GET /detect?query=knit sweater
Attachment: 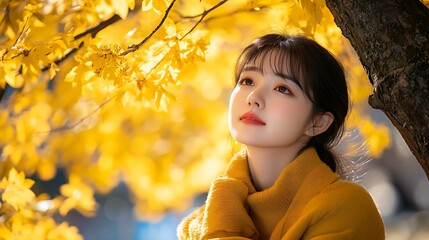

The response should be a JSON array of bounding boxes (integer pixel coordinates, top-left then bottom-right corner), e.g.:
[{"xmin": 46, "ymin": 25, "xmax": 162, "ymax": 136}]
[{"xmin": 177, "ymin": 147, "xmax": 385, "ymax": 240}]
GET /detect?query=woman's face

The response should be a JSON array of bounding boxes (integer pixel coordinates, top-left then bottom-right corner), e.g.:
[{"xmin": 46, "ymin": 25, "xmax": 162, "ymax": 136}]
[{"xmin": 228, "ymin": 56, "xmax": 315, "ymax": 151}]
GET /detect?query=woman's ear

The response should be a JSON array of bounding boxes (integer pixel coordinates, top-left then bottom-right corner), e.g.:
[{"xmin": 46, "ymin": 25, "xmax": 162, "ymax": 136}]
[{"xmin": 305, "ymin": 112, "xmax": 334, "ymax": 137}]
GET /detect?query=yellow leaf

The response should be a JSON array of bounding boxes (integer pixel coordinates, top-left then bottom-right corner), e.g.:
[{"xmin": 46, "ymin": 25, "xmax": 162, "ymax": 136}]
[
  {"xmin": 6, "ymin": 73, "xmax": 24, "ymax": 88},
  {"xmin": 0, "ymin": 111, "xmax": 13, "ymax": 144},
  {"xmin": 153, "ymin": 0, "xmax": 168, "ymax": 11},
  {"xmin": 141, "ymin": 0, "xmax": 153, "ymax": 11},
  {"xmin": 3, "ymin": 144, "xmax": 23, "ymax": 165},
  {"xmin": 46, "ymin": 222, "xmax": 84, "ymax": 240},
  {"xmin": 142, "ymin": 0, "xmax": 167, "ymax": 13},
  {"xmin": 358, "ymin": 117, "xmax": 391, "ymax": 157},
  {"xmin": 128, "ymin": 0, "xmax": 135, "ymax": 10},
  {"xmin": 37, "ymin": 157, "xmax": 57, "ymax": 181},
  {"xmin": 59, "ymin": 175, "xmax": 97, "ymax": 217},
  {"xmin": 49, "ymin": 63, "xmax": 59, "ymax": 79},
  {"xmin": 0, "ymin": 168, "xmax": 36, "ymax": 210},
  {"xmin": 112, "ymin": 0, "xmax": 129, "ymax": 19}
]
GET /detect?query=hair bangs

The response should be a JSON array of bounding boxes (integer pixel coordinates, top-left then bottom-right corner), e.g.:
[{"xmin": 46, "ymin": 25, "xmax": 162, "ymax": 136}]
[{"xmin": 235, "ymin": 40, "xmax": 309, "ymax": 96}]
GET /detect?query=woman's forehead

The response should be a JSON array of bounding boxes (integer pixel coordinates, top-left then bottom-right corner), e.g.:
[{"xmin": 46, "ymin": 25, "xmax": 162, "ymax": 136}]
[{"xmin": 243, "ymin": 49, "xmax": 293, "ymax": 75}]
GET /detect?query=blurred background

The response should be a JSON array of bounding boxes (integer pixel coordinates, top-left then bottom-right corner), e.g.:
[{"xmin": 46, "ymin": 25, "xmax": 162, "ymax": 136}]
[{"xmin": 1, "ymin": 0, "xmax": 428, "ymax": 239}]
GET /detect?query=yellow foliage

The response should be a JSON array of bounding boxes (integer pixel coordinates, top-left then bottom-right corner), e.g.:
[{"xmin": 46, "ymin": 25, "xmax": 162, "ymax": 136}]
[
  {"xmin": 0, "ymin": 0, "xmax": 394, "ymax": 236},
  {"xmin": 0, "ymin": 168, "xmax": 84, "ymax": 239},
  {"xmin": 0, "ymin": 168, "xmax": 35, "ymax": 211},
  {"xmin": 0, "ymin": 215, "xmax": 83, "ymax": 240},
  {"xmin": 60, "ymin": 175, "xmax": 98, "ymax": 217},
  {"xmin": 348, "ymin": 111, "xmax": 391, "ymax": 158}
]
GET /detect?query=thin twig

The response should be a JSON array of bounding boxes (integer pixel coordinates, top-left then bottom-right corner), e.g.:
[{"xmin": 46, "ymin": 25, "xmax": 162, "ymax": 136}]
[
  {"xmin": 177, "ymin": 2, "xmax": 283, "ymax": 35},
  {"xmin": 120, "ymin": 0, "xmax": 177, "ymax": 56},
  {"xmin": 43, "ymin": 96, "xmax": 116, "ymax": 133},
  {"xmin": 145, "ymin": 48, "xmax": 171, "ymax": 77},
  {"xmin": 180, "ymin": 0, "xmax": 228, "ymax": 40},
  {"xmin": 202, "ymin": 5, "xmax": 270, "ymax": 24},
  {"xmin": 0, "ymin": 1, "xmax": 10, "ymax": 29},
  {"xmin": 13, "ymin": 17, "xmax": 29, "ymax": 46}
]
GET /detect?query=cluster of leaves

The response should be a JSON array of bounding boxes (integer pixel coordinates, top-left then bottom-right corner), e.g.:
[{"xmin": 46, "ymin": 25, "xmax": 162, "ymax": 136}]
[
  {"xmin": 0, "ymin": 168, "xmax": 82, "ymax": 239},
  {"xmin": 0, "ymin": 0, "xmax": 393, "ymax": 238}
]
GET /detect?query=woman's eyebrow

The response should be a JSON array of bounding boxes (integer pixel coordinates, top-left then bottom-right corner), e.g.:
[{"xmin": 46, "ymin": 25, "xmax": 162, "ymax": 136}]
[
  {"xmin": 242, "ymin": 66, "xmax": 262, "ymax": 73},
  {"xmin": 275, "ymin": 72, "xmax": 302, "ymax": 90},
  {"xmin": 242, "ymin": 65, "xmax": 302, "ymax": 90}
]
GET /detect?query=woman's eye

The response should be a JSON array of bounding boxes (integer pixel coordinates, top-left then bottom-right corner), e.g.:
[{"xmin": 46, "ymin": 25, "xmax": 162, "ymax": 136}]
[
  {"xmin": 275, "ymin": 85, "xmax": 291, "ymax": 94},
  {"xmin": 239, "ymin": 78, "xmax": 254, "ymax": 86}
]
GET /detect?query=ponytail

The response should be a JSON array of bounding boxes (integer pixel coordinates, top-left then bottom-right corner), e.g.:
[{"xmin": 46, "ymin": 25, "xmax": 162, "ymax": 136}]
[{"xmin": 306, "ymin": 138, "xmax": 337, "ymax": 173}]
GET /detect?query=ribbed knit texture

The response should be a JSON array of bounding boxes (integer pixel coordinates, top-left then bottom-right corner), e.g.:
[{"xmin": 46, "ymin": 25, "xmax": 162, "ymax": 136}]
[
  {"xmin": 177, "ymin": 147, "xmax": 385, "ymax": 240},
  {"xmin": 245, "ymin": 148, "xmax": 320, "ymax": 239}
]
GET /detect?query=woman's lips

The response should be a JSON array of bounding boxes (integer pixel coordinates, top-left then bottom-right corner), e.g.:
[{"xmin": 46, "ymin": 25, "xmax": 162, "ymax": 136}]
[{"xmin": 239, "ymin": 112, "xmax": 266, "ymax": 125}]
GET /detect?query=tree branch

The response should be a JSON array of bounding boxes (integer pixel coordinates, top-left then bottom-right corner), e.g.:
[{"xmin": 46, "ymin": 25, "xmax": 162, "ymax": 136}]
[
  {"xmin": 180, "ymin": 0, "xmax": 228, "ymax": 40},
  {"xmin": 74, "ymin": 14, "xmax": 122, "ymax": 40},
  {"xmin": 120, "ymin": 0, "xmax": 177, "ymax": 56},
  {"xmin": 177, "ymin": 1, "xmax": 286, "ymax": 40},
  {"xmin": 40, "ymin": 14, "xmax": 123, "ymax": 73}
]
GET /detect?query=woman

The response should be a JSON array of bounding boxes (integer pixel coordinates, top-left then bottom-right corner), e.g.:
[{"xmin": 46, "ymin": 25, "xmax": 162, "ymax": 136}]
[{"xmin": 177, "ymin": 34, "xmax": 385, "ymax": 240}]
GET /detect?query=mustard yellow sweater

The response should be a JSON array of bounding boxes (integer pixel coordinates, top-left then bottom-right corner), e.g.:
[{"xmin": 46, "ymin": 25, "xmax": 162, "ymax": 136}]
[{"xmin": 177, "ymin": 148, "xmax": 385, "ymax": 240}]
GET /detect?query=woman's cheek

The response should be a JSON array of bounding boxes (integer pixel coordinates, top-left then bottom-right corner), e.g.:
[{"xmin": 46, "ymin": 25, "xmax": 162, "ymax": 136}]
[
  {"xmin": 271, "ymin": 101, "xmax": 292, "ymax": 116},
  {"xmin": 270, "ymin": 101, "xmax": 309, "ymax": 125}
]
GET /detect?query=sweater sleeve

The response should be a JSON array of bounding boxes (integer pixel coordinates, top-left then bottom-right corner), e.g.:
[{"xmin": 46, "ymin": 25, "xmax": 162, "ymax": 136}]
[
  {"xmin": 282, "ymin": 181, "xmax": 385, "ymax": 240},
  {"xmin": 177, "ymin": 177, "xmax": 259, "ymax": 240}
]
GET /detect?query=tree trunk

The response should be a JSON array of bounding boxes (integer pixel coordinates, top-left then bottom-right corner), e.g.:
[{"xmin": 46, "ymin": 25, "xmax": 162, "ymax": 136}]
[{"xmin": 325, "ymin": 0, "xmax": 429, "ymax": 178}]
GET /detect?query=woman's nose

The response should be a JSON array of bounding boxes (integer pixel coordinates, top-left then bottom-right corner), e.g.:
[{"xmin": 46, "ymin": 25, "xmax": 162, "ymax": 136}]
[{"xmin": 246, "ymin": 89, "xmax": 265, "ymax": 108}]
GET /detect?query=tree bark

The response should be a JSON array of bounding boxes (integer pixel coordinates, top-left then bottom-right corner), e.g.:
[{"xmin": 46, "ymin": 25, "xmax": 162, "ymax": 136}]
[{"xmin": 325, "ymin": 0, "xmax": 429, "ymax": 178}]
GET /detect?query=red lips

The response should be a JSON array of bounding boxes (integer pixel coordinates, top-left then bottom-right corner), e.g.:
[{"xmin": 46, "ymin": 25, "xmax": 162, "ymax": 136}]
[{"xmin": 239, "ymin": 112, "xmax": 266, "ymax": 125}]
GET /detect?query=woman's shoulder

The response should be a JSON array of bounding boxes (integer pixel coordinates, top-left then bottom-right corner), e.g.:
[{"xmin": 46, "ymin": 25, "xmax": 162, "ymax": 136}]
[
  {"xmin": 305, "ymin": 179, "xmax": 381, "ymax": 217},
  {"xmin": 291, "ymin": 180, "xmax": 385, "ymax": 239},
  {"xmin": 321, "ymin": 180, "xmax": 374, "ymax": 201}
]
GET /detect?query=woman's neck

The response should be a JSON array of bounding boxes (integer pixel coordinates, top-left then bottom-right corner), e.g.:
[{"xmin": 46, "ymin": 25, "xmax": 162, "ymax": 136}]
[{"xmin": 245, "ymin": 146, "xmax": 303, "ymax": 191}]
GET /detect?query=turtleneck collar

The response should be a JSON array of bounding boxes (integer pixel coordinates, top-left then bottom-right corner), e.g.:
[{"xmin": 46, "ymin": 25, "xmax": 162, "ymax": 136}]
[{"xmin": 224, "ymin": 147, "xmax": 338, "ymax": 239}]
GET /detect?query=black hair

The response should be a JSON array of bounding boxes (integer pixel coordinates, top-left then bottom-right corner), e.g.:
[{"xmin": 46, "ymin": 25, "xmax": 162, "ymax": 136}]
[{"xmin": 234, "ymin": 34, "xmax": 349, "ymax": 172}]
